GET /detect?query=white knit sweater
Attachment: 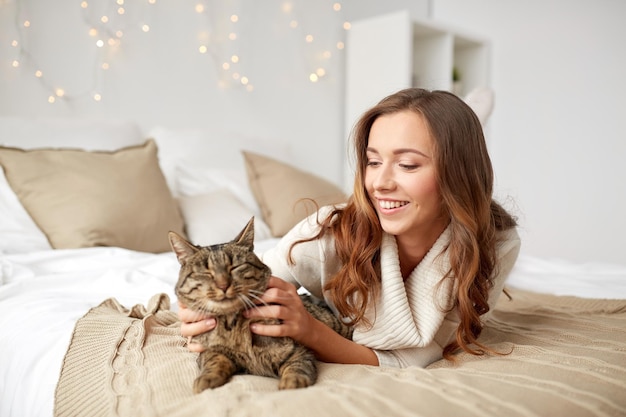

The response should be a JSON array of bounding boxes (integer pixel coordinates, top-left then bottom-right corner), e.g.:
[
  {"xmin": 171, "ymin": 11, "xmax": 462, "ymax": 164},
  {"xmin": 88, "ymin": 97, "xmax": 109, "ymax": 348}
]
[{"xmin": 261, "ymin": 206, "xmax": 521, "ymax": 368}]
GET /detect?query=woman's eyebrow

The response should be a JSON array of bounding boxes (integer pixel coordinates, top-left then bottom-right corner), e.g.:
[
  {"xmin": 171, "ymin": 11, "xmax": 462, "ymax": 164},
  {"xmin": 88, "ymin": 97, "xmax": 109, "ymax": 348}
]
[{"xmin": 366, "ymin": 147, "xmax": 430, "ymax": 158}]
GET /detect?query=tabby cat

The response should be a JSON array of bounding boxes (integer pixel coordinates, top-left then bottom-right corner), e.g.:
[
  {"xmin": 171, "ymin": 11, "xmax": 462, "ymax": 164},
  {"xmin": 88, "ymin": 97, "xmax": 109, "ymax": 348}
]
[{"xmin": 169, "ymin": 217, "xmax": 352, "ymax": 393}]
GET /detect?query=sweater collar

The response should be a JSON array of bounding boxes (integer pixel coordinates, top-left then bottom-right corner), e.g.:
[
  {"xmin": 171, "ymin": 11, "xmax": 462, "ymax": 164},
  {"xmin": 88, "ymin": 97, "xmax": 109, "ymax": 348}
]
[{"xmin": 352, "ymin": 224, "xmax": 454, "ymax": 350}]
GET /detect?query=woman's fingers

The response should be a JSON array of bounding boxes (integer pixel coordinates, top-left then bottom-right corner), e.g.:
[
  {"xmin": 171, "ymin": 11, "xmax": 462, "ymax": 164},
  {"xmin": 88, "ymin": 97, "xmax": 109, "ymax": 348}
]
[
  {"xmin": 178, "ymin": 302, "xmax": 210, "ymax": 322},
  {"xmin": 178, "ymin": 301, "xmax": 216, "ymax": 338},
  {"xmin": 245, "ymin": 277, "xmax": 314, "ymax": 342},
  {"xmin": 267, "ymin": 275, "xmax": 295, "ymax": 291},
  {"xmin": 180, "ymin": 317, "xmax": 216, "ymax": 337},
  {"xmin": 255, "ymin": 276, "xmax": 299, "ymax": 305},
  {"xmin": 245, "ymin": 303, "xmax": 286, "ymax": 319},
  {"xmin": 187, "ymin": 341, "xmax": 206, "ymax": 353},
  {"xmin": 249, "ymin": 321, "xmax": 288, "ymax": 337}
]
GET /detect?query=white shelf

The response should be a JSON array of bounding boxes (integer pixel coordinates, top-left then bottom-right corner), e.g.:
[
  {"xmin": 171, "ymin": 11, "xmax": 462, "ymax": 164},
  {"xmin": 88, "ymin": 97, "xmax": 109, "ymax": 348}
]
[{"xmin": 410, "ymin": 22, "xmax": 489, "ymax": 94}]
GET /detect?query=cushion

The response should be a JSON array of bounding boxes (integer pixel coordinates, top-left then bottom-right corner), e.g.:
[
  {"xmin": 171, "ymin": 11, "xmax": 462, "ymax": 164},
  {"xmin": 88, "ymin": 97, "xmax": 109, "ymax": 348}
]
[
  {"xmin": 177, "ymin": 189, "xmax": 272, "ymax": 247},
  {"xmin": 175, "ymin": 165, "xmax": 261, "ymax": 216},
  {"xmin": 242, "ymin": 151, "xmax": 347, "ymax": 237},
  {"xmin": 463, "ymin": 87, "xmax": 495, "ymax": 126},
  {"xmin": 0, "ymin": 117, "xmax": 145, "ymax": 254},
  {"xmin": 0, "ymin": 139, "xmax": 185, "ymax": 253}
]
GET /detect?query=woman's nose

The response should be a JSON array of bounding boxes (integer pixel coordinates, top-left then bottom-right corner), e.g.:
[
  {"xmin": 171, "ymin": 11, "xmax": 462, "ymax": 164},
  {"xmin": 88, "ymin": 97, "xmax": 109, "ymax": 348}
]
[{"xmin": 373, "ymin": 166, "xmax": 395, "ymax": 191}]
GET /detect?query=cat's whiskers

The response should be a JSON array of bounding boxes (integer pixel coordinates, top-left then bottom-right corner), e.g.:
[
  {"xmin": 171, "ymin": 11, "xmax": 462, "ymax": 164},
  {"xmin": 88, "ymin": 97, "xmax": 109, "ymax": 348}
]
[
  {"xmin": 201, "ymin": 299, "xmax": 214, "ymax": 314},
  {"xmin": 248, "ymin": 293, "xmax": 271, "ymax": 309},
  {"xmin": 237, "ymin": 294, "xmax": 257, "ymax": 310}
]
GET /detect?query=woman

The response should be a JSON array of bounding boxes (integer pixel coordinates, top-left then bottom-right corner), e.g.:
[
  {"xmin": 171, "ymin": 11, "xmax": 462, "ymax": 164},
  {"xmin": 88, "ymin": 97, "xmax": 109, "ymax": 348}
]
[{"xmin": 179, "ymin": 88, "xmax": 520, "ymax": 368}]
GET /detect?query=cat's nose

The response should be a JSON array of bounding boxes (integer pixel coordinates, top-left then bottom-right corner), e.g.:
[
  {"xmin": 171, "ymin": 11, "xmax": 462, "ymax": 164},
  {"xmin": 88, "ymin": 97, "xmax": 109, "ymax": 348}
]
[{"xmin": 215, "ymin": 276, "xmax": 230, "ymax": 291}]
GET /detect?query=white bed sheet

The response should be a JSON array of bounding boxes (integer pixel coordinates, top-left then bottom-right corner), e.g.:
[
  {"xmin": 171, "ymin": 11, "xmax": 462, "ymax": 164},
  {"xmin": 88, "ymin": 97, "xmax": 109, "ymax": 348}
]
[
  {"xmin": 506, "ymin": 253, "xmax": 626, "ymax": 299},
  {"xmin": 0, "ymin": 248, "xmax": 176, "ymax": 417},
  {"xmin": 1, "ymin": 245, "xmax": 625, "ymax": 417},
  {"xmin": 0, "ymin": 239, "xmax": 279, "ymax": 417}
]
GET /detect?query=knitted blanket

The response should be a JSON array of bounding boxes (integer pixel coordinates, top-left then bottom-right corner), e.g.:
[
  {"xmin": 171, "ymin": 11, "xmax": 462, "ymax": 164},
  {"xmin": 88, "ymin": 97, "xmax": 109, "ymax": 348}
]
[{"xmin": 54, "ymin": 289, "xmax": 626, "ymax": 417}]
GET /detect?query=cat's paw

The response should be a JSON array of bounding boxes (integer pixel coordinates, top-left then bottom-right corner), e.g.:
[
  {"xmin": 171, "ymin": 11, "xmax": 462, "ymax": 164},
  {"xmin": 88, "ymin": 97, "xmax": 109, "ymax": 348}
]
[
  {"xmin": 278, "ymin": 373, "xmax": 314, "ymax": 390},
  {"xmin": 194, "ymin": 351, "xmax": 236, "ymax": 393},
  {"xmin": 193, "ymin": 373, "xmax": 230, "ymax": 393}
]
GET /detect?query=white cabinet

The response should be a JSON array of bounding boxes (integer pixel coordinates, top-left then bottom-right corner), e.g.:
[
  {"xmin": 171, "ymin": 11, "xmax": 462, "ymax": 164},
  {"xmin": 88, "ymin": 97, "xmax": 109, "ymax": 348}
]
[{"xmin": 344, "ymin": 10, "xmax": 490, "ymax": 160}]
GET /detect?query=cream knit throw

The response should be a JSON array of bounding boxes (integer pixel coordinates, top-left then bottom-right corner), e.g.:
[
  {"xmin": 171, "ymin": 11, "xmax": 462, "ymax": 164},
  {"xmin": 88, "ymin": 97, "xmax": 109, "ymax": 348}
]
[{"xmin": 54, "ymin": 290, "xmax": 626, "ymax": 417}]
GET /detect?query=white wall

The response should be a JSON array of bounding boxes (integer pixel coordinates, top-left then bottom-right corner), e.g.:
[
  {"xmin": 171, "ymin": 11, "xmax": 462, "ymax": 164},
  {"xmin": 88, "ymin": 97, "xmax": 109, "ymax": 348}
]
[
  {"xmin": 0, "ymin": 0, "xmax": 353, "ymax": 184},
  {"xmin": 433, "ymin": 0, "xmax": 626, "ymax": 265},
  {"xmin": 1, "ymin": 0, "xmax": 625, "ymax": 265}
]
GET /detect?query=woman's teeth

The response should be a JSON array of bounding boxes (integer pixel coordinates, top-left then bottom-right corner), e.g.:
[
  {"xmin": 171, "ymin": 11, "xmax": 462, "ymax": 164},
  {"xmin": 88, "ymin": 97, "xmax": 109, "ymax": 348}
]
[{"xmin": 380, "ymin": 200, "xmax": 408, "ymax": 209}]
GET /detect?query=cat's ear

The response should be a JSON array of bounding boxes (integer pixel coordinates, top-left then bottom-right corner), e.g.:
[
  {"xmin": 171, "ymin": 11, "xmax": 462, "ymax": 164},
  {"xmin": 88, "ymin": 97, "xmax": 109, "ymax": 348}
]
[
  {"xmin": 233, "ymin": 217, "xmax": 255, "ymax": 249},
  {"xmin": 168, "ymin": 231, "xmax": 199, "ymax": 264}
]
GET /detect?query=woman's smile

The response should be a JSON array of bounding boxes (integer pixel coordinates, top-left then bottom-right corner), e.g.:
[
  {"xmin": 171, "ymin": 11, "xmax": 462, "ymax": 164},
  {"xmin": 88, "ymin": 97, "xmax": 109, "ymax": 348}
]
[{"xmin": 377, "ymin": 198, "xmax": 410, "ymax": 211}]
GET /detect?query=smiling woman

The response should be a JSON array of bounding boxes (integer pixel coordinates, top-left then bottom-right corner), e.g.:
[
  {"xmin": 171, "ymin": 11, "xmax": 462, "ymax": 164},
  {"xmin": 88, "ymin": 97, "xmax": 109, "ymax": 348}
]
[
  {"xmin": 180, "ymin": 87, "xmax": 521, "ymax": 369},
  {"xmin": 365, "ymin": 109, "xmax": 448, "ymax": 266}
]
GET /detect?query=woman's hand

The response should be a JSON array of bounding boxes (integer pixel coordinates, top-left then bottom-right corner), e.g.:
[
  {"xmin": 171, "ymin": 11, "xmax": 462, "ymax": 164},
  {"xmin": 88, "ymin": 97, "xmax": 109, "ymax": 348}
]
[
  {"xmin": 178, "ymin": 302, "xmax": 216, "ymax": 353},
  {"xmin": 245, "ymin": 276, "xmax": 379, "ymax": 366},
  {"xmin": 244, "ymin": 276, "xmax": 316, "ymax": 346}
]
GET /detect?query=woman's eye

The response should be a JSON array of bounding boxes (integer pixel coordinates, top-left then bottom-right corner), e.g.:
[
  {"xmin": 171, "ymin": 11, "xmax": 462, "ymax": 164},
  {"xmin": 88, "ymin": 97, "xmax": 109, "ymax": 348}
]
[
  {"xmin": 366, "ymin": 159, "xmax": 381, "ymax": 167},
  {"xmin": 399, "ymin": 163, "xmax": 419, "ymax": 170}
]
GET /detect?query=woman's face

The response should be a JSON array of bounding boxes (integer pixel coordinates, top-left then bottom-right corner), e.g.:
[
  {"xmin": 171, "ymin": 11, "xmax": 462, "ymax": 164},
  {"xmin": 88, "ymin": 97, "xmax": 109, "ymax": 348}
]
[{"xmin": 365, "ymin": 110, "xmax": 449, "ymax": 242}]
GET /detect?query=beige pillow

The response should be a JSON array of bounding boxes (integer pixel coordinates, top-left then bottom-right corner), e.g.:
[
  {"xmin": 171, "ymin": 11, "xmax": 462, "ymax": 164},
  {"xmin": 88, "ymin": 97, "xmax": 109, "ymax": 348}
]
[
  {"xmin": 0, "ymin": 139, "xmax": 185, "ymax": 253},
  {"xmin": 243, "ymin": 151, "xmax": 347, "ymax": 237}
]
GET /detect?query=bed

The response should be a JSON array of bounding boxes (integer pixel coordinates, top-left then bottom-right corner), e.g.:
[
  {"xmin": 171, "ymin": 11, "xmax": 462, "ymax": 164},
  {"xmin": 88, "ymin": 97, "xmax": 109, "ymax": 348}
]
[{"xmin": 1, "ymin": 117, "xmax": 625, "ymax": 417}]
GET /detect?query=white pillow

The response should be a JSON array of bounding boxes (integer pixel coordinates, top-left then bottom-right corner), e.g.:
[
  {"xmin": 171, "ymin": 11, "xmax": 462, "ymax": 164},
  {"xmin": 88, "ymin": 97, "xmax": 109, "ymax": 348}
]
[
  {"xmin": 0, "ymin": 169, "xmax": 51, "ymax": 253},
  {"xmin": 464, "ymin": 87, "xmax": 495, "ymax": 126},
  {"xmin": 176, "ymin": 164, "xmax": 261, "ymax": 216},
  {"xmin": 177, "ymin": 189, "xmax": 272, "ymax": 246},
  {"xmin": 148, "ymin": 126, "xmax": 292, "ymax": 198}
]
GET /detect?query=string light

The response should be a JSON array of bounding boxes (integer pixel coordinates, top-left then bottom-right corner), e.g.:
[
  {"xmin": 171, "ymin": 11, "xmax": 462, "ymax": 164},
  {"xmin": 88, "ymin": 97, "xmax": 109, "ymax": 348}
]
[
  {"xmin": 8, "ymin": 0, "xmax": 157, "ymax": 104},
  {"xmin": 283, "ymin": 1, "xmax": 349, "ymax": 83},
  {"xmin": 194, "ymin": 0, "xmax": 254, "ymax": 91},
  {"xmin": 7, "ymin": 0, "xmax": 347, "ymax": 99}
]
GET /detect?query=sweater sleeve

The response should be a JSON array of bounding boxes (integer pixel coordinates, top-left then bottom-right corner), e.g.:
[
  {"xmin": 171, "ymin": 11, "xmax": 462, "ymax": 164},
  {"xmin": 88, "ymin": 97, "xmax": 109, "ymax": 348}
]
[
  {"xmin": 259, "ymin": 206, "xmax": 341, "ymax": 299},
  {"xmin": 373, "ymin": 341, "xmax": 445, "ymax": 368}
]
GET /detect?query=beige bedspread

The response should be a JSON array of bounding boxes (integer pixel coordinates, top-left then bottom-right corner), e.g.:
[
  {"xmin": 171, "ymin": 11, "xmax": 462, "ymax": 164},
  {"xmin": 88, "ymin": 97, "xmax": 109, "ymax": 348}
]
[{"xmin": 54, "ymin": 289, "xmax": 626, "ymax": 417}]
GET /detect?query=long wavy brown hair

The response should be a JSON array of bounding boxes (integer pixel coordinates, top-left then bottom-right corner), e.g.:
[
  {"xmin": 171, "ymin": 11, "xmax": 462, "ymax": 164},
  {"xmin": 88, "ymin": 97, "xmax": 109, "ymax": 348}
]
[{"xmin": 291, "ymin": 88, "xmax": 517, "ymax": 359}]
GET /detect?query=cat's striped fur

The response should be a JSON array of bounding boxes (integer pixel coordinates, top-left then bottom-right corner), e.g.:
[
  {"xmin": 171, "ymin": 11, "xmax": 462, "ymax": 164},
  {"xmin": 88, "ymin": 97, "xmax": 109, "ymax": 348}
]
[{"xmin": 169, "ymin": 218, "xmax": 352, "ymax": 393}]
